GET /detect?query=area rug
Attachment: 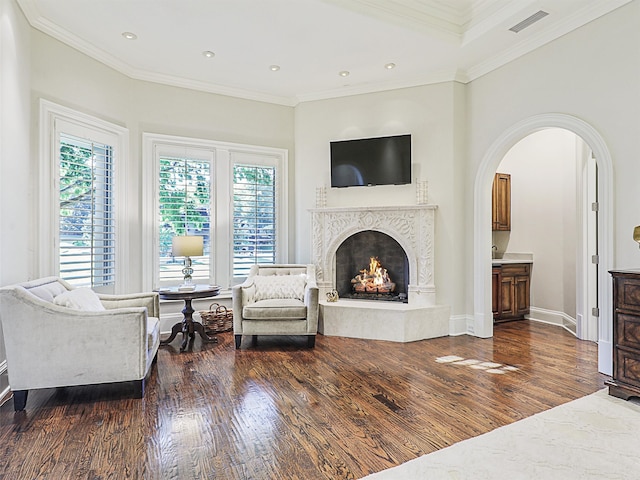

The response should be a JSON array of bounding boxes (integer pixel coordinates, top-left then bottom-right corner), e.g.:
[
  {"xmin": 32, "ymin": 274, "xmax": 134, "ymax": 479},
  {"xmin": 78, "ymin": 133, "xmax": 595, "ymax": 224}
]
[{"xmin": 363, "ymin": 389, "xmax": 640, "ymax": 479}]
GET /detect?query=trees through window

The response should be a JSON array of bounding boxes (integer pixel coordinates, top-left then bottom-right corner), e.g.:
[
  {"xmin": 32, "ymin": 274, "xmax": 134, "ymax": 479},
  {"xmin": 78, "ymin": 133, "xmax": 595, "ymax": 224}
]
[
  {"xmin": 58, "ymin": 134, "xmax": 115, "ymax": 288},
  {"xmin": 158, "ymin": 156, "xmax": 211, "ymax": 284}
]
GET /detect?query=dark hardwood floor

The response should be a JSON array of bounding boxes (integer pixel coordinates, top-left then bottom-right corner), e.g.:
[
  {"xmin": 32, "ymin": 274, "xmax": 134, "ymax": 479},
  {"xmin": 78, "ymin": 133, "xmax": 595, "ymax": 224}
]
[{"xmin": 0, "ymin": 321, "xmax": 607, "ymax": 479}]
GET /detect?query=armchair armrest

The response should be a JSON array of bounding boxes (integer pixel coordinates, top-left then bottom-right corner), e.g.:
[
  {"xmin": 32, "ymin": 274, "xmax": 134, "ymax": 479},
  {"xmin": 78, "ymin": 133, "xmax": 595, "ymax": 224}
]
[
  {"xmin": 304, "ymin": 281, "xmax": 319, "ymax": 334},
  {"xmin": 232, "ymin": 279, "xmax": 255, "ymax": 332},
  {"xmin": 98, "ymin": 292, "xmax": 159, "ymax": 317}
]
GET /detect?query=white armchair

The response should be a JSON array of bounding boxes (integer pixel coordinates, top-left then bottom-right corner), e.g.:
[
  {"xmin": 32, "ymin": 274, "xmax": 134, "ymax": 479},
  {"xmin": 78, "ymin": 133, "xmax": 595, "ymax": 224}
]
[
  {"xmin": 232, "ymin": 264, "xmax": 319, "ymax": 349},
  {"xmin": 0, "ymin": 277, "xmax": 160, "ymax": 411}
]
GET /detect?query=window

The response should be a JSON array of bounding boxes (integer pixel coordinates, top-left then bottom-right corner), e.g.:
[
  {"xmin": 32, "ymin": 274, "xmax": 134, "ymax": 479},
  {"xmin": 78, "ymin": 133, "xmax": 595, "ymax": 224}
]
[
  {"xmin": 143, "ymin": 134, "xmax": 287, "ymax": 290},
  {"xmin": 233, "ymin": 165, "xmax": 276, "ymax": 278},
  {"xmin": 58, "ymin": 133, "xmax": 114, "ymax": 287},
  {"xmin": 40, "ymin": 100, "xmax": 129, "ymax": 293},
  {"xmin": 158, "ymin": 156, "xmax": 211, "ymax": 284}
]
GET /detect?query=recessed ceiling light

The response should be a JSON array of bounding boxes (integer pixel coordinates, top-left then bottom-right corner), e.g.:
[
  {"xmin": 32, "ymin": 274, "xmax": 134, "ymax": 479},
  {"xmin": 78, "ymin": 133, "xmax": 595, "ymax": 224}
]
[
  {"xmin": 269, "ymin": 65, "xmax": 280, "ymax": 72},
  {"xmin": 121, "ymin": 32, "xmax": 137, "ymax": 40},
  {"xmin": 385, "ymin": 63, "xmax": 396, "ymax": 70},
  {"xmin": 202, "ymin": 51, "xmax": 215, "ymax": 58},
  {"xmin": 339, "ymin": 70, "xmax": 350, "ymax": 77}
]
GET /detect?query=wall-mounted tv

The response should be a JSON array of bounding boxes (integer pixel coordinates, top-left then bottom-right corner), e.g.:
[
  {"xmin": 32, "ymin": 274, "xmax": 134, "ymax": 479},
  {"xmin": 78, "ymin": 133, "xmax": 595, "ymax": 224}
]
[{"xmin": 330, "ymin": 134, "xmax": 411, "ymax": 188}]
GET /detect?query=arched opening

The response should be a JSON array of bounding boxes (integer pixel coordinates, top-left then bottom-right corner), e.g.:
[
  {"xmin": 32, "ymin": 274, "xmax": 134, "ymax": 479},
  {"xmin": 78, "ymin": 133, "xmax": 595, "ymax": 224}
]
[{"xmin": 473, "ymin": 114, "xmax": 613, "ymax": 375}]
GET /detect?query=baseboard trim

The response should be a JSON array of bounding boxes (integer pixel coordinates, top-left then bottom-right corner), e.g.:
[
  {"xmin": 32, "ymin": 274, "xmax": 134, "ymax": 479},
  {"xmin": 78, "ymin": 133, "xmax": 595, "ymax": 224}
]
[
  {"xmin": 449, "ymin": 314, "xmax": 471, "ymax": 336},
  {"xmin": 528, "ymin": 307, "xmax": 577, "ymax": 336}
]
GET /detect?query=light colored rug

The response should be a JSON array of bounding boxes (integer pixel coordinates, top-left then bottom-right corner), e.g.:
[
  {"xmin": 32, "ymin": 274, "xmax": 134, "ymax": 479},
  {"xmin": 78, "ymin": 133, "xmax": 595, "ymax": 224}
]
[{"xmin": 364, "ymin": 389, "xmax": 640, "ymax": 479}]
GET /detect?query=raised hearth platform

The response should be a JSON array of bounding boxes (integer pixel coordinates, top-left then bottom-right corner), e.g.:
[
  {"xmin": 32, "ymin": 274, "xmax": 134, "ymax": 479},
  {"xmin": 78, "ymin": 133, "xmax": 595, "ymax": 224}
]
[{"xmin": 319, "ymin": 299, "xmax": 450, "ymax": 343}]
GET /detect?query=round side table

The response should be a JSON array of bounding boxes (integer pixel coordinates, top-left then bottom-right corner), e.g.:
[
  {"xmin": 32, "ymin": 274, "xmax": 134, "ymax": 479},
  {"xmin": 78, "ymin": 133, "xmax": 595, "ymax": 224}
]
[{"xmin": 158, "ymin": 285, "xmax": 221, "ymax": 352}]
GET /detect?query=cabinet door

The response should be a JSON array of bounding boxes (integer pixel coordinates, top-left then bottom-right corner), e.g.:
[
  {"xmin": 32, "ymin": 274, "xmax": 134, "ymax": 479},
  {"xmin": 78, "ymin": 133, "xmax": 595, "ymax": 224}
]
[
  {"xmin": 514, "ymin": 274, "xmax": 530, "ymax": 317},
  {"xmin": 500, "ymin": 274, "xmax": 515, "ymax": 317},
  {"xmin": 492, "ymin": 268, "xmax": 501, "ymax": 316},
  {"xmin": 492, "ymin": 173, "xmax": 511, "ymax": 231}
]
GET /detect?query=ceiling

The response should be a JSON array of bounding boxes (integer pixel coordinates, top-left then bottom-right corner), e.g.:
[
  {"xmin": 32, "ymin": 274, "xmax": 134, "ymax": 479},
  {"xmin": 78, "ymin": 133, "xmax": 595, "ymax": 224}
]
[{"xmin": 17, "ymin": 0, "xmax": 631, "ymax": 106}]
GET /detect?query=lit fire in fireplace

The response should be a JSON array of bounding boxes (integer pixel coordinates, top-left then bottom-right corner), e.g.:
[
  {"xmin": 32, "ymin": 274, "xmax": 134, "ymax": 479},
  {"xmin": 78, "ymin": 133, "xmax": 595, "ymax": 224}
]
[{"xmin": 351, "ymin": 257, "xmax": 396, "ymax": 293}]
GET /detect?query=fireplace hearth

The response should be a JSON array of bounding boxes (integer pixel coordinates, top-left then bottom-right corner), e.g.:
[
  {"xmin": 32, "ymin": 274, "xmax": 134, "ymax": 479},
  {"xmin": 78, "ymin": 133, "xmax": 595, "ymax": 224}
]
[{"xmin": 310, "ymin": 204, "xmax": 450, "ymax": 342}]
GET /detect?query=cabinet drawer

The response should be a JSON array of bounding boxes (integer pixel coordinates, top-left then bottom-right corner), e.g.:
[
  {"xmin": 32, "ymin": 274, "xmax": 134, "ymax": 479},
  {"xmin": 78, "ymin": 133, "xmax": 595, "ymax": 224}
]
[
  {"xmin": 615, "ymin": 313, "xmax": 640, "ymax": 350},
  {"xmin": 615, "ymin": 347, "xmax": 640, "ymax": 389},
  {"xmin": 500, "ymin": 264, "xmax": 530, "ymax": 276},
  {"xmin": 615, "ymin": 276, "xmax": 640, "ymax": 312}
]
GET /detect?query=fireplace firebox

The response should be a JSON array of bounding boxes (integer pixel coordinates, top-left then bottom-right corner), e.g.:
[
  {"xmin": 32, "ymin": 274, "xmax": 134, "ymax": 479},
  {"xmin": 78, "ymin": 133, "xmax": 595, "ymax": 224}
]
[{"xmin": 335, "ymin": 230, "xmax": 408, "ymax": 302}]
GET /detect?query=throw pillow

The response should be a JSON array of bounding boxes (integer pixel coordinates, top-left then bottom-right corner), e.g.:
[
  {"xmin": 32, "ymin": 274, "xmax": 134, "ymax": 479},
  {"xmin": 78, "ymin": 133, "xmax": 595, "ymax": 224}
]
[
  {"xmin": 253, "ymin": 275, "xmax": 306, "ymax": 301},
  {"xmin": 53, "ymin": 287, "xmax": 106, "ymax": 311}
]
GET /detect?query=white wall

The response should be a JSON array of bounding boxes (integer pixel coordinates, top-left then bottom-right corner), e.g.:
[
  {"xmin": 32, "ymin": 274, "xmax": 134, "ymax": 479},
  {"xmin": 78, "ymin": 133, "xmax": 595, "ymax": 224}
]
[
  {"xmin": 467, "ymin": 0, "xmax": 640, "ymax": 366},
  {"xmin": 495, "ymin": 128, "xmax": 579, "ymax": 319},
  {"xmin": 294, "ymin": 82, "xmax": 467, "ymax": 316},
  {"xmin": 0, "ymin": 0, "xmax": 31, "ymax": 397},
  {"xmin": 468, "ymin": 0, "xmax": 640, "ymax": 284}
]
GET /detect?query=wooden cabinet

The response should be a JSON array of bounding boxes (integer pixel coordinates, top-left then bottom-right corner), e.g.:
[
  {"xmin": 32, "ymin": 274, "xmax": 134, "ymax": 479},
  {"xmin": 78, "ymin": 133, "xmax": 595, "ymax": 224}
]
[
  {"xmin": 493, "ymin": 263, "xmax": 530, "ymax": 322},
  {"xmin": 607, "ymin": 270, "xmax": 640, "ymax": 400},
  {"xmin": 492, "ymin": 173, "xmax": 511, "ymax": 231}
]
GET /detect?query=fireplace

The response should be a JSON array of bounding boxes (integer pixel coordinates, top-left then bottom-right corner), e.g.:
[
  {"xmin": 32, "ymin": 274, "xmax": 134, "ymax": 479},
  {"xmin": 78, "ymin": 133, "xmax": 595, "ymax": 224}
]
[
  {"xmin": 336, "ymin": 231, "xmax": 408, "ymax": 302},
  {"xmin": 310, "ymin": 205, "xmax": 450, "ymax": 342}
]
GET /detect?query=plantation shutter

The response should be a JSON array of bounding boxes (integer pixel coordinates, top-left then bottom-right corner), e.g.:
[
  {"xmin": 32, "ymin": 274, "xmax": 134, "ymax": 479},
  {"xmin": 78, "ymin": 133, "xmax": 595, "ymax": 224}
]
[
  {"xmin": 233, "ymin": 164, "xmax": 277, "ymax": 278},
  {"xmin": 58, "ymin": 133, "xmax": 115, "ymax": 288},
  {"xmin": 158, "ymin": 156, "xmax": 211, "ymax": 284}
]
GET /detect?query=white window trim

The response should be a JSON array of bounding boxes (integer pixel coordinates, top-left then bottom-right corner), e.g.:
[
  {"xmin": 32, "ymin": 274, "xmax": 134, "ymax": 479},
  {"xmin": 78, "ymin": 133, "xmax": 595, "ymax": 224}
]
[
  {"xmin": 39, "ymin": 99, "xmax": 130, "ymax": 292},
  {"xmin": 142, "ymin": 133, "xmax": 288, "ymax": 291}
]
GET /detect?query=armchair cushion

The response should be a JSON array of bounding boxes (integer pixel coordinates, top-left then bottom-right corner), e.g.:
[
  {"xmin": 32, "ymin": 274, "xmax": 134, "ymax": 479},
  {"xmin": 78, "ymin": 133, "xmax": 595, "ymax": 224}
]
[
  {"xmin": 53, "ymin": 287, "xmax": 106, "ymax": 311},
  {"xmin": 28, "ymin": 281, "xmax": 68, "ymax": 302},
  {"xmin": 243, "ymin": 298, "xmax": 307, "ymax": 320},
  {"xmin": 253, "ymin": 274, "xmax": 306, "ymax": 301}
]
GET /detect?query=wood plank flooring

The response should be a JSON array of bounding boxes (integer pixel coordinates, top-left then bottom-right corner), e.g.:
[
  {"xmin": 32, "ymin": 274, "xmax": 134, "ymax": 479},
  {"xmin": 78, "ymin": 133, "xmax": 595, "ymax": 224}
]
[{"xmin": 0, "ymin": 321, "xmax": 607, "ymax": 479}]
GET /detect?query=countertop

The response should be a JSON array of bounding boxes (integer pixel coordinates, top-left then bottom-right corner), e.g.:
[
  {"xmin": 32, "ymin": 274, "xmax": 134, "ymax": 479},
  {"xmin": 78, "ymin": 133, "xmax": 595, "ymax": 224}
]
[{"xmin": 492, "ymin": 253, "xmax": 533, "ymax": 266}]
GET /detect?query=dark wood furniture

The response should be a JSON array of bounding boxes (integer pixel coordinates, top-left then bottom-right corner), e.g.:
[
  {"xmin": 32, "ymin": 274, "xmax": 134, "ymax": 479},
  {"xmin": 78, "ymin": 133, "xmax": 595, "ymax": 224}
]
[
  {"xmin": 492, "ymin": 172, "xmax": 511, "ymax": 231},
  {"xmin": 607, "ymin": 269, "xmax": 640, "ymax": 400},
  {"xmin": 492, "ymin": 262, "xmax": 530, "ymax": 322},
  {"xmin": 158, "ymin": 285, "xmax": 221, "ymax": 352}
]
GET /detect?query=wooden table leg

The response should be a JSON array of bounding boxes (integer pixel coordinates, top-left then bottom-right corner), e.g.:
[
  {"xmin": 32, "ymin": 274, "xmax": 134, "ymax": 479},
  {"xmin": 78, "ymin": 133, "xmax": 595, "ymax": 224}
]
[
  {"xmin": 161, "ymin": 296, "xmax": 218, "ymax": 351},
  {"xmin": 193, "ymin": 320, "xmax": 218, "ymax": 343},
  {"xmin": 160, "ymin": 322, "xmax": 183, "ymax": 345}
]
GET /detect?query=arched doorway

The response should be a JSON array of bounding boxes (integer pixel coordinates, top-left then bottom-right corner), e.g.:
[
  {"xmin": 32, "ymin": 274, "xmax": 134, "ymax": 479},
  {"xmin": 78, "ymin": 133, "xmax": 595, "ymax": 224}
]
[{"xmin": 473, "ymin": 113, "xmax": 613, "ymax": 375}]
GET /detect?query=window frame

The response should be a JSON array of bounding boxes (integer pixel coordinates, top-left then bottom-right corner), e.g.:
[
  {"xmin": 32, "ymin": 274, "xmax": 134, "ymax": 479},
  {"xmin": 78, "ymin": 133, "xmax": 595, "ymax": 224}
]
[
  {"xmin": 39, "ymin": 99, "xmax": 129, "ymax": 293},
  {"xmin": 142, "ymin": 133, "xmax": 288, "ymax": 291}
]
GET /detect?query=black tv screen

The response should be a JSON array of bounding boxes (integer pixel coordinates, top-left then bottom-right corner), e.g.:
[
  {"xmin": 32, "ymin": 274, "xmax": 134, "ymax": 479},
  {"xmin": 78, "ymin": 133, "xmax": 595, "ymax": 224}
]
[{"xmin": 330, "ymin": 134, "xmax": 411, "ymax": 187}]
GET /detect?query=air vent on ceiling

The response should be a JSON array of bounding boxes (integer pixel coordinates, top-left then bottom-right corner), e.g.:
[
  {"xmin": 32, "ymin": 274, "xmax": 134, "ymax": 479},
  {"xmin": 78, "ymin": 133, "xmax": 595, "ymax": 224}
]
[{"xmin": 509, "ymin": 10, "xmax": 549, "ymax": 33}]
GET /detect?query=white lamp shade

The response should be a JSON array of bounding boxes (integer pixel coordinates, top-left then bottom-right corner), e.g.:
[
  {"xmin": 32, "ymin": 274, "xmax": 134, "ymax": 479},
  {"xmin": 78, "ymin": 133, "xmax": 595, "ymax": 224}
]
[{"xmin": 172, "ymin": 235, "xmax": 204, "ymax": 257}]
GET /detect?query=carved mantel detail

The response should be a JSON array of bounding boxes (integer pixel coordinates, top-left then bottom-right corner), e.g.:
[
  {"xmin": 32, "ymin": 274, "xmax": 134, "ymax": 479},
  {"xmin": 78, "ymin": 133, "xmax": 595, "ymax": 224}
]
[{"xmin": 310, "ymin": 205, "xmax": 438, "ymax": 306}]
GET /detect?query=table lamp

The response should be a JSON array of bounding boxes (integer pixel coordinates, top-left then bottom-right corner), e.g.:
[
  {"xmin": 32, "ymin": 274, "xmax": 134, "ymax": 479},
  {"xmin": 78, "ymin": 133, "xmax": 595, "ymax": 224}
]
[{"xmin": 172, "ymin": 235, "xmax": 204, "ymax": 287}]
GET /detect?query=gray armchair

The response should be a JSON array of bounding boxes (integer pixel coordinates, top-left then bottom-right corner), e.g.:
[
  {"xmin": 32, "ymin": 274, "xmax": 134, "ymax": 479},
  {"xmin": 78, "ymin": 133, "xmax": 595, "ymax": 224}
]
[
  {"xmin": 0, "ymin": 277, "xmax": 160, "ymax": 411},
  {"xmin": 232, "ymin": 264, "xmax": 319, "ymax": 349}
]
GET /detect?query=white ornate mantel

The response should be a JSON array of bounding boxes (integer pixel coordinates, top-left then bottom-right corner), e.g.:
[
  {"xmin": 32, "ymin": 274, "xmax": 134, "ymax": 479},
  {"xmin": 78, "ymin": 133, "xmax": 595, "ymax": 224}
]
[{"xmin": 310, "ymin": 204, "xmax": 438, "ymax": 307}]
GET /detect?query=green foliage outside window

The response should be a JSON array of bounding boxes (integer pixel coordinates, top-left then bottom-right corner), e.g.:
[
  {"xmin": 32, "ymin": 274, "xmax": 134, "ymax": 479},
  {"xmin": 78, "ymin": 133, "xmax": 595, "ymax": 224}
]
[{"xmin": 158, "ymin": 157, "xmax": 211, "ymax": 259}]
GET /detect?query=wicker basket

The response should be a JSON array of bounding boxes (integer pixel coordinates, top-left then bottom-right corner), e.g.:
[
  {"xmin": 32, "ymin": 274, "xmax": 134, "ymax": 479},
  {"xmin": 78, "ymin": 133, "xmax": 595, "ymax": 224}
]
[{"xmin": 199, "ymin": 303, "xmax": 233, "ymax": 334}]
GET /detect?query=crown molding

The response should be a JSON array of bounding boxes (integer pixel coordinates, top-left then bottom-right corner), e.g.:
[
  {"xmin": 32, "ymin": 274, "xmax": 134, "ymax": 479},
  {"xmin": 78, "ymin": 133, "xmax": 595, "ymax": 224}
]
[
  {"xmin": 17, "ymin": 0, "xmax": 632, "ymax": 107},
  {"xmin": 296, "ymin": 68, "xmax": 466, "ymax": 103},
  {"xmin": 466, "ymin": 0, "xmax": 632, "ymax": 81},
  {"xmin": 17, "ymin": 0, "xmax": 298, "ymax": 107},
  {"xmin": 129, "ymin": 70, "xmax": 298, "ymax": 107}
]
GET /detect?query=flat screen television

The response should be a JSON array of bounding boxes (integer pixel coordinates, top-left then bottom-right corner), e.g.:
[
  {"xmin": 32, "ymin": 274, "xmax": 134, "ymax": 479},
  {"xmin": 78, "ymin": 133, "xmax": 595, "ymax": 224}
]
[{"xmin": 330, "ymin": 134, "xmax": 411, "ymax": 187}]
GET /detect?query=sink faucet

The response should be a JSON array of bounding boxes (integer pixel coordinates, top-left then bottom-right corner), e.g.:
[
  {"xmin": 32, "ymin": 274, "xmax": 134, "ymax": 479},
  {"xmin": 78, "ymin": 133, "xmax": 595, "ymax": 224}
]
[{"xmin": 492, "ymin": 245, "xmax": 497, "ymax": 259}]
